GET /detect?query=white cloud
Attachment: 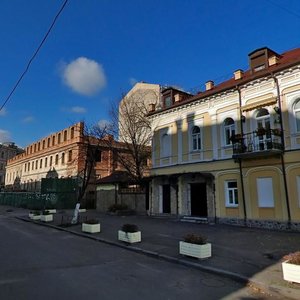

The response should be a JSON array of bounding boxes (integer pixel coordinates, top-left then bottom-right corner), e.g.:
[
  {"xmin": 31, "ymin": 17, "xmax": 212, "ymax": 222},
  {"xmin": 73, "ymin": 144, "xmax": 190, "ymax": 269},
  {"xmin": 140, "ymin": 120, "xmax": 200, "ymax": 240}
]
[
  {"xmin": 22, "ymin": 116, "xmax": 34, "ymax": 123},
  {"xmin": 129, "ymin": 77, "xmax": 138, "ymax": 86},
  {"xmin": 70, "ymin": 106, "xmax": 86, "ymax": 114},
  {"xmin": 0, "ymin": 129, "xmax": 10, "ymax": 142},
  {"xmin": 62, "ymin": 57, "xmax": 107, "ymax": 96},
  {"xmin": 0, "ymin": 108, "xmax": 7, "ymax": 116},
  {"xmin": 98, "ymin": 119, "xmax": 110, "ymax": 129}
]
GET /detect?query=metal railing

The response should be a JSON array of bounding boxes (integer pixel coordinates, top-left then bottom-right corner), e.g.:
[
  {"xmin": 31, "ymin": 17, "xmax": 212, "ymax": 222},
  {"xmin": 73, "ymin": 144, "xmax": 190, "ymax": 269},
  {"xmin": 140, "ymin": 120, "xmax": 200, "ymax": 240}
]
[{"xmin": 232, "ymin": 130, "xmax": 283, "ymax": 155}]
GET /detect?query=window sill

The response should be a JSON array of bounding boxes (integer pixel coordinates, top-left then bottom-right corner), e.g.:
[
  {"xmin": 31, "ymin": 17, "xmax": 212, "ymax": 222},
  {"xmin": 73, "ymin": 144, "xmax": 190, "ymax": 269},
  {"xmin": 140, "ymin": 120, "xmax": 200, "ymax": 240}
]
[
  {"xmin": 190, "ymin": 149, "xmax": 202, "ymax": 153},
  {"xmin": 223, "ymin": 144, "xmax": 232, "ymax": 149},
  {"xmin": 225, "ymin": 205, "xmax": 238, "ymax": 208}
]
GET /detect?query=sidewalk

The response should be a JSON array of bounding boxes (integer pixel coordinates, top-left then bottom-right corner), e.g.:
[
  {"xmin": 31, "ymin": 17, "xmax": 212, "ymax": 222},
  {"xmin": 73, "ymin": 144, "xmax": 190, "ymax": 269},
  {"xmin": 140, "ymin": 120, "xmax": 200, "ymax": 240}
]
[{"xmin": 4, "ymin": 206, "xmax": 300, "ymax": 299}]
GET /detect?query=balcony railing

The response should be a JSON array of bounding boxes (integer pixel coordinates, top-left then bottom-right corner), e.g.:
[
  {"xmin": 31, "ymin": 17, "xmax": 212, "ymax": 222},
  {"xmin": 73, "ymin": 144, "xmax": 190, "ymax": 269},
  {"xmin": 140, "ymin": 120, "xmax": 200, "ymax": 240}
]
[{"xmin": 231, "ymin": 129, "xmax": 283, "ymax": 159}]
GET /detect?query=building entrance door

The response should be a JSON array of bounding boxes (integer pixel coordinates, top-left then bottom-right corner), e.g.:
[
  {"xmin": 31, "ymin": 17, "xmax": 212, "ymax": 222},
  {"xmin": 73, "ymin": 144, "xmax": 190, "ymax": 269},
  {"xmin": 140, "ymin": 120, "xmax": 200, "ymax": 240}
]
[
  {"xmin": 162, "ymin": 184, "xmax": 171, "ymax": 213},
  {"xmin": 190, "ymin": 183, "xmax": 207, "ymax": 217}
]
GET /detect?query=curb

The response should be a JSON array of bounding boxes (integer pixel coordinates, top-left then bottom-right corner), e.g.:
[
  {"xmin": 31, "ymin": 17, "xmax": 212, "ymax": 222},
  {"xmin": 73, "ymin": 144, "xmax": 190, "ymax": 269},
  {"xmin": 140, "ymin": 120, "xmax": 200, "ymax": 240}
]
[{"xmin": 15, "ymin": 216, "xmax": 294, "ymax": 300}]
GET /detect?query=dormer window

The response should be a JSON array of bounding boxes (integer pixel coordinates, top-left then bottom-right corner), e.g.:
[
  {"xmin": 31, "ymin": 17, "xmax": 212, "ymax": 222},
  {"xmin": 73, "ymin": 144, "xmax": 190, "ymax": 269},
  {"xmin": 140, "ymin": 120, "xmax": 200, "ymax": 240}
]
[
  {"xmin": 254, "ymin": 64, "xmax": 266, "ymax": 72},
  {"xmin": 161, "ymin": 87, "xmax": 191, "ymax": 109},
  {"xmin": 164, "ymin": 96, "xmax": 172, "ymax": 108},
  {"xmin": 248, "ymin": 47, "xmax": 281, "ymax": 73}
]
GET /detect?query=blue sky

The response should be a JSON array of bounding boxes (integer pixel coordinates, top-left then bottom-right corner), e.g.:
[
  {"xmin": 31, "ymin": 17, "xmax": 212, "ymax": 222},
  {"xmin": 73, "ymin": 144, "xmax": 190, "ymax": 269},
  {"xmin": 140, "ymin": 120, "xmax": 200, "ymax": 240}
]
[{"xmin": 0, "ymin": 0, "xmax": 300, "ymax": 147}]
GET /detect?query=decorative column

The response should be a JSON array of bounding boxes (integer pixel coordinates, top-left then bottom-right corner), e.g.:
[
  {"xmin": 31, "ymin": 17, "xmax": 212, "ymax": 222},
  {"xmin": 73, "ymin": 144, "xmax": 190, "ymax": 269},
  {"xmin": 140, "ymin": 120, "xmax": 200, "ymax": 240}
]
[{"xmin": 176, "ymin": 119, "xmax": 182, "ymax": 164}]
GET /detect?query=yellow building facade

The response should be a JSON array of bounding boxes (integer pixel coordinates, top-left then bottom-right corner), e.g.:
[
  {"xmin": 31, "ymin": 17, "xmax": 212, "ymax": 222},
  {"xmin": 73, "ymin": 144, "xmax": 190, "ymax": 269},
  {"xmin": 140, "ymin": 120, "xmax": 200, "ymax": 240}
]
[{"xmin": 148, "ymin": 47, "xmax": 300, "ymax": 230}]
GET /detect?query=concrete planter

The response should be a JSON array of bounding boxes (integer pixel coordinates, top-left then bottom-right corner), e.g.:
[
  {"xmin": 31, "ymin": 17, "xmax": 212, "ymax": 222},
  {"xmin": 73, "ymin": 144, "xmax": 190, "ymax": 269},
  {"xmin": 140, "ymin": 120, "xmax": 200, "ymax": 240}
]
[
  {"xmin": 82, "ymin": 223, "xmax": 100, "ymax": 234},
  {"xmin": 118, "ymin": 230, "xmax": 141, "ymax": 243},
  {"xmin": 46, "ymin": 209, "xmax": 56, "ymax": 214},
  {"xmin": 79, "ymin": 209, "xmax": 86, "ymax": 213},
  {"xmin": 31, "ymin": 214, "xmax": 41, "ymax": 220},
  {"xmin": 282, "ymin": 261, "xmax": 300, "ymax": 283},
  {"xmin": 179, "ymin": 241, "xmax": 212, "ymax": 259},
  {"xmin": 40, "ymin": 214, "xmax": 53, "ymax": 222}
]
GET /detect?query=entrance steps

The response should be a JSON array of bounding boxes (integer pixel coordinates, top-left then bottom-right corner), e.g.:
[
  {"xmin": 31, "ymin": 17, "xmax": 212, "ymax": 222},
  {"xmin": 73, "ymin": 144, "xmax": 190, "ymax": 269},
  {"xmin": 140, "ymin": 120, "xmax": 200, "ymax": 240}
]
[{"xmin": 180, "ymin": 216, "xmax": 208, "ymax": 224}]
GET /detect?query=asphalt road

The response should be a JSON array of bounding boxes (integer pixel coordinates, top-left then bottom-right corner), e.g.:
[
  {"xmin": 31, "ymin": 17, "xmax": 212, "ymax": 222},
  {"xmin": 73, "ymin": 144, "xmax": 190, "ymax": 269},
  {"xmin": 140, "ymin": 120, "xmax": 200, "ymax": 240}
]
[{"xmin": 0, "ymin": 214, "xmax": 274, "ymax": 300}]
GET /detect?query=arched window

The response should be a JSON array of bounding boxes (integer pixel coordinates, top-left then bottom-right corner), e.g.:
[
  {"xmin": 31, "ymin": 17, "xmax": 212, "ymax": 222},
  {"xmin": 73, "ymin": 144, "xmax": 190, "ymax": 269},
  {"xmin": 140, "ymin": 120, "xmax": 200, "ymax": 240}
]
[
  {"xmin": 191, "ymin": 126, "xmax": 201, "ymax": 151},
  {"xmin": 256, "ymin": 108, "xmax": 270, "ymax": 131},
  {"xmin": 64, "ymin": 130, "xmax": 67, "ymax": 141},
  {"xmin": 55, "ymin": 154, "xmax": 59, "ymax": 165},
  {"xmin": 68, "ymin": 150, "xmax": 73, "ymax": 162},
  {"xmin": 294, "ymin": 99, "xmax": 300, "ymax": 132},
  {"xmin": 224, "ymin": 118, "xmax": 235, "ymax": 146},
  {"xmin": 71, "ymin": 127, "xmax": 74, "ymax": 139},
  {"xmin": 256, "ymin": 108, "xmax": 271, "ymax": 142}
]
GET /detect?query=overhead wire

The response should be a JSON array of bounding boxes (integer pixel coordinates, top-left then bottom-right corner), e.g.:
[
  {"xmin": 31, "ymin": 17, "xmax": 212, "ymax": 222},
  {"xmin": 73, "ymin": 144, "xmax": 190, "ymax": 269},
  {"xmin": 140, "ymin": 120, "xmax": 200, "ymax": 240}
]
[
  {"xmin": 266, "ymin": 0, "xmax": 300, "ymax": 20},
  {"xmin": 0, "ymin": 0, "xmax": 69, "ymax": 112}
]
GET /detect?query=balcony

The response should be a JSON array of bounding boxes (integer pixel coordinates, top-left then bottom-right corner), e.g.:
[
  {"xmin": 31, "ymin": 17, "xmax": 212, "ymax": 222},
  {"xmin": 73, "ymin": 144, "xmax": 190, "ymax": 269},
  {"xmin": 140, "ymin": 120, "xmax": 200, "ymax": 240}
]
[{"xmin": 231, "ymin": 129, "xmax": 283, "ymax": 160}]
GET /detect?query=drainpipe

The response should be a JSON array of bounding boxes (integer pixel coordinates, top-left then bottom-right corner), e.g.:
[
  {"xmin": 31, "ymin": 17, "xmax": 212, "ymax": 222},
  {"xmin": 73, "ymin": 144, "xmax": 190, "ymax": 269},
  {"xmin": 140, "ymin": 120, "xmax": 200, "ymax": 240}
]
[
  {"xmin": 272, "ymin": 75, "xmax": 291, "ymax": 227},
  {"xmin": 213, "ymin": 178, "xmax": 217, "ymax": 224},
  {"xmin": 237, "ymin": 86, "xmax": 247, "ymax": 225}
]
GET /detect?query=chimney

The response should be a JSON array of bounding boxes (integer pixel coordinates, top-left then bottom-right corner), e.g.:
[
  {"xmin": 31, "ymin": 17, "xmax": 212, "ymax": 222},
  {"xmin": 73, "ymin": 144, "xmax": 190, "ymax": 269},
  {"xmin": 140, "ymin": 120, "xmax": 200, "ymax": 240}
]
[
  {"xmin": 148, "ymin": 103, "xmax": 156, "ymax": 112},
  {"xmin": 268, "ymin": 55, "xmax": 279, "ymax": 66},
  {"xmin": 205, "ymin": 80, "xmax": 214, "ymax": 91},
  {"xmin": 234, "ymin": 69, "xmax": 244, "ymax": 80},
  {"xmin": 174, "ymin": 93, "xmax": 183, "ymax": 103}
]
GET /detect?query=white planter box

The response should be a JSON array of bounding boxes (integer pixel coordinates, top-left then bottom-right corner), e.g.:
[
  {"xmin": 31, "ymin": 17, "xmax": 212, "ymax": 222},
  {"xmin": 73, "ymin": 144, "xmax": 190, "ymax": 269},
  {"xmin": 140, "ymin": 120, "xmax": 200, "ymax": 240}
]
[
  {"xmin": 282, "ymin": 261, "xmax": 300, "ymax": 283},
  {"xmin": 31, "ymin": 214, "xmax": 41, "ymax": 220},
  {"xmin": 40, "ymin": 214, "xmax": 53, "ymax": 222},
  {"xmin": 118, "ymin": 230, "xmax": 141, "ymax": 243},
  {"xmin": 179, "ymin": 241, "xmax": 212, "ymax": 259},
  {"xmin": 79, "ymin": 209, "xmax": 86, "ymax": 213},
  {"xmin": 82, "ymin": 223, "xmax": 100, "ymax": 233},
  {"xmin": 46, "ymin": 209, "xmax": 56, "ymax": 214}
]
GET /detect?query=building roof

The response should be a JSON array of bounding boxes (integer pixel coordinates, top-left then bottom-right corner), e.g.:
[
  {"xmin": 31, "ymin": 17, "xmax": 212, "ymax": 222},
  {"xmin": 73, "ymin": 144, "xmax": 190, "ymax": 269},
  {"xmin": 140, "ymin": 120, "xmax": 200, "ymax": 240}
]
[
  {"xmin": 96, "ymin": 171, "xmax": 132, "ymax": 184},
  {"xmin": 149, "ymin": 47, "xmax": 300, "ymax": 116}
]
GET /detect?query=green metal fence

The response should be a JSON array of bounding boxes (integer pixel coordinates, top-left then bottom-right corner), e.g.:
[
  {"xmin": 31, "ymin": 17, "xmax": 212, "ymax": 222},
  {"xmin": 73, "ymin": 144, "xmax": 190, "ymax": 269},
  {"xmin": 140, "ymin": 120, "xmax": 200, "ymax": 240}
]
[
  {"xmin": 0, "ymin": 192, "xmax": 77, "ymax": 209},
  {"xmin": 0, "ymin": 178, "xmax": 78, "ymax": 209}
]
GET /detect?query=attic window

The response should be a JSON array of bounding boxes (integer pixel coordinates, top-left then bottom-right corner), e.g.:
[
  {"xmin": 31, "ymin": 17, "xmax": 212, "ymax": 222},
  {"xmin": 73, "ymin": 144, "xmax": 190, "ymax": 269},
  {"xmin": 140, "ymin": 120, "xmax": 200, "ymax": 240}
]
[
  {"xmin": 254, "ymin": 64, "xmax": 266, "ymax": 72},
  {"xmin": 164, "ymin": 96, "xmax": 172, "ymax": 108}
]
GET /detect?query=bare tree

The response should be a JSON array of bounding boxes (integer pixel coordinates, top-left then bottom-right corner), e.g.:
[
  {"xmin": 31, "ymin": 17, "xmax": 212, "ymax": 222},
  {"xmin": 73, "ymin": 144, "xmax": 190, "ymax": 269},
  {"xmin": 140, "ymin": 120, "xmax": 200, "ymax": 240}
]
[
  {"xmin": 109, "ymin": 88, "xmax": 157, "ymax": 183},
  {"xmin": 71, "ymin": 121, "xmax": 108, "ymax": 204}
]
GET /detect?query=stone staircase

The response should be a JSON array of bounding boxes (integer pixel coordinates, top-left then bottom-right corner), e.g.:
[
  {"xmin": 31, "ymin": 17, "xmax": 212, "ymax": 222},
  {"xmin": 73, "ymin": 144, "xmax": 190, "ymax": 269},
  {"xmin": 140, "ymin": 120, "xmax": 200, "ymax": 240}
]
[{"xmin": 180, "ymin": 216, "xmax": 208, "ymax": 224}]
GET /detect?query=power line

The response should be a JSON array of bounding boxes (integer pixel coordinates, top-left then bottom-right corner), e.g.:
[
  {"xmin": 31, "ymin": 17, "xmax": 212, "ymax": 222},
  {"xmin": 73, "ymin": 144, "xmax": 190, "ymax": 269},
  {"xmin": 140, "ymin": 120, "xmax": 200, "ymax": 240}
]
[
  {"xmin": 266, "ymin": 0, "xmax": 300, "ymax": 20},
  {"xmin": 0, "ymin": 0, "xmax": 69, "ymax": 112}
]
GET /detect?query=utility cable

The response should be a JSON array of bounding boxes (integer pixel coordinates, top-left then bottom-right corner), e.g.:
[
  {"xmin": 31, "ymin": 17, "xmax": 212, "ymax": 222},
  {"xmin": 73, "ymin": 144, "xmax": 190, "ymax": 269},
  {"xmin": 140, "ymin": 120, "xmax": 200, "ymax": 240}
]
[
  {"xmin": 266, "ymin": 0, "xmax": 300, "ymax": 20},
  {"xmin": 0, "ymin": 0, "xmax": 69, "ymax": 112}
]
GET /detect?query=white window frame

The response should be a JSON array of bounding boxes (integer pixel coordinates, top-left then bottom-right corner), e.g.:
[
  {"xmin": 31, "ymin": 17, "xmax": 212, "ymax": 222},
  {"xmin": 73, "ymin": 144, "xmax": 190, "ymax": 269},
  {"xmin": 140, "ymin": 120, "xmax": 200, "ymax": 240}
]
[
  {"xmin": 223, "ymin": 118, "xmax": 235, "ymax": 146},
  {"xmin": 225, "ymin": 180, "xmax": 238, "ymax": 207},
  {"xmin": 257, "ymin": 177, "xmax": 274, "ymax": 207},
  {"xmin": 191, "ymin": 125, "xmax": 201, "ymax": 151},
  {"xmin": 293, "ymin": 98, "xmax": 300, "ymax": 133},
  {"xmin": 188, "ymin": 119, "xmax": 203, "ymax": 151}
]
